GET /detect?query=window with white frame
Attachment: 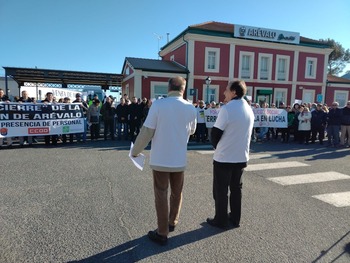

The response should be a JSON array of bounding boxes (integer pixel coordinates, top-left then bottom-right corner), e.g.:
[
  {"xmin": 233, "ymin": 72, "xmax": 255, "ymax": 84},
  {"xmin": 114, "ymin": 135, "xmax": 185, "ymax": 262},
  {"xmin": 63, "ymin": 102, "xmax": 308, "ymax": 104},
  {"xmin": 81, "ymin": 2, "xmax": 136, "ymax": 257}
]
[
  {"xmin": 246, "ymin": 86, "xmax": 253, "ymax": 97},
  {"xmin": 205, "ymin": 47, "xmax": 220, "ymax": 73},
  {"xmin": 276, "ymin": 55, "xmax": 290, "ymax": 81},
  {"xmin": 302, "ymin": 90, "xmax": 315, "ymax": 104},
  {"xmin": 203, "ymin": 84, "xmax": 219, "ymax": 103},
  {"xmin": 170, "ymin": 55, "xmax": 175, "ymax": 61},
  {"xmin": 274, "ymin": 88, "xmax": 287, "ymax": 106},
  {"xmin": 151, "ymin": 82, "xmax": 168, "ymax": 99},
  {"xmin": 334, "ymin": 91, "xmax": 349, "ymax": 107},
  {"xmin": 246, "ymin": 86, "xmax": 253, "ymax": 102},
  {"xmin": 258, "ymin": 53, "xmax": 273, "ymax": 80},
  {"xmin": 305, "ymin": 57, "xmax": 317, "ymax": 79},
  {"xmin": 239, "ymin": 52, "xmax": 254, "ymax": 79}
]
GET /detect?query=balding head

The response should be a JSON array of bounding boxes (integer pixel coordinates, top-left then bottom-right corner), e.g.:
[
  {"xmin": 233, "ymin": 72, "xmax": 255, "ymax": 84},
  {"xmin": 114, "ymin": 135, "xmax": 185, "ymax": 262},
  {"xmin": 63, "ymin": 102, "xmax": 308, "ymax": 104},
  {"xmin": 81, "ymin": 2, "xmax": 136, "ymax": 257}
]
[{"xmin": 168, "ymin": 76, "xmax": 186, "ymax": 92}]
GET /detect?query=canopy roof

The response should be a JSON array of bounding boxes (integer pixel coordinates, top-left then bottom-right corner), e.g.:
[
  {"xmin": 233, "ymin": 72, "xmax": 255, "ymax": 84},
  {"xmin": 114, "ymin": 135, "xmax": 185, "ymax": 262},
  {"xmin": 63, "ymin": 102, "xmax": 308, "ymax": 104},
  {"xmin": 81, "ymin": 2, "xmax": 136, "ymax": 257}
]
[{"xmin": 3, "ymin": 67, "xmax": 124, "ymax": 88}]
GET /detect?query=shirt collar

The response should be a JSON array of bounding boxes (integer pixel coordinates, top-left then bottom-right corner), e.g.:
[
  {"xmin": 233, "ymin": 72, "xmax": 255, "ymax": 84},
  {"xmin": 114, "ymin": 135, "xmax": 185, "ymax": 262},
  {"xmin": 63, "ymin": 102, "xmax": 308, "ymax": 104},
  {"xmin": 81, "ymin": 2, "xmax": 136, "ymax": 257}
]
[{"xmin": 167, "ymin": 91, "xmax": 183, "ymax": 97}]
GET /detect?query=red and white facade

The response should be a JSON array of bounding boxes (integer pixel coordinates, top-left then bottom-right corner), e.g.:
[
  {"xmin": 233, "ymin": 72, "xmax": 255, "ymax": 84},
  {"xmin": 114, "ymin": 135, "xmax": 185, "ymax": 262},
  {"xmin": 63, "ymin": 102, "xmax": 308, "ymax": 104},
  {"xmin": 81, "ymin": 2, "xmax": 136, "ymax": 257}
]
[{"xmin": 122, "ymin": 22, "xmax": 350, "ymax": 106}]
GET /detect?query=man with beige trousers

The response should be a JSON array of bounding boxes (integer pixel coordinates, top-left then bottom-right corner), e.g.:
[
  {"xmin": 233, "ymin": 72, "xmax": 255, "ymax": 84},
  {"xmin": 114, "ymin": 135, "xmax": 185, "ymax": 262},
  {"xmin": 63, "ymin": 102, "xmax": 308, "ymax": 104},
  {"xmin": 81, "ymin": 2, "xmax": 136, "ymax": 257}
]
[{"xmin": 131, "ymin": 76, "xmax": 197, "ymax": 245}]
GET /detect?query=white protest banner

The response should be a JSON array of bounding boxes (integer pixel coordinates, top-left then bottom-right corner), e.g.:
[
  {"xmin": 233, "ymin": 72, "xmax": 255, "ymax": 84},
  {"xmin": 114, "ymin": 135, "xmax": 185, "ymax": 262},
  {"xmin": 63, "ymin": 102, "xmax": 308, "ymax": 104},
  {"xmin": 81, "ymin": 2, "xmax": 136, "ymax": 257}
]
[
  {"xmin": 0, "ymin": 103, "xmax": 84, "ymax": 138},
  {"xmin": 253, "ymin": 108, "xmax": 287, "ymax": 128},
  {"xmin": 204, "ymin": 108, "xmax": 220, "ymax": 128}
]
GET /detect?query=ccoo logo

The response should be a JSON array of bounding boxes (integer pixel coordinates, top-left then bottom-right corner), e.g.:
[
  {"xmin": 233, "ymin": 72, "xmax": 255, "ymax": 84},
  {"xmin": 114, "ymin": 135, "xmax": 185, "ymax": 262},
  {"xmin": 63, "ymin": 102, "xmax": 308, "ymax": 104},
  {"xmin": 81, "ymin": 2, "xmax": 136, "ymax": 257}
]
[{"xmin": 28, "ymin": 127, "xmax": 50, "ymax": 134}]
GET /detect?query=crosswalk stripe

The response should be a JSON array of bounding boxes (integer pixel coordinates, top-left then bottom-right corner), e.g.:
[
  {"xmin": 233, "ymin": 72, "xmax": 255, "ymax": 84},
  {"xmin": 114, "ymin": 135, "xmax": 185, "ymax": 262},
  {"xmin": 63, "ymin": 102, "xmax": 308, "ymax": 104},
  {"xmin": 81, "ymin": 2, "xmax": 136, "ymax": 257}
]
[
  {"xmin": 249, "ymin": 154, "xmax": 272, "ymax": 160},
  {"xmin": 196, "ymin": 150, "xmax": 215, "ymax": 155},
  {"xmin": 267, "ymin": 171, "xmax": 350, "ymax": 185},
  {"xmin": 312, "ymin": 191, "xmax": 350, "ymax": 207},
  {"xmin": 245, "ymin": 161, "xmax": 309, "ymax": 171},
  {"xmin": 196, "ymin": 152, "xmax": 272, "ymax": 160}
]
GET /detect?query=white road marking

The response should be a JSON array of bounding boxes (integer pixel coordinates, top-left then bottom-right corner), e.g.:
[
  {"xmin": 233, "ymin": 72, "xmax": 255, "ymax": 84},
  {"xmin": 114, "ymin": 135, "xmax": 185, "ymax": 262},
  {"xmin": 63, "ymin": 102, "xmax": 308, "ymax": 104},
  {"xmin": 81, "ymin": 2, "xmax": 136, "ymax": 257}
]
[
  {"xmin": 267, "ymin": 171, "xmax": 350, "ymax": 185},
  {"xmin": 196, "ymin": 152, "xmax": 272, "ymax": 160},
  {"xmin": 249, "ymin": 154, "xmax": 272, "ymax": 160},
  {"xmin": 312, "ymin": 191, "xmax": 350, "ymax": 207},
  {"xmin": 245, "ymin": 161, "xmax": 309, "ymax": 171},
  {"xmin": 196, "ymin": 150, "xmax": 215, "ymax": 155}
]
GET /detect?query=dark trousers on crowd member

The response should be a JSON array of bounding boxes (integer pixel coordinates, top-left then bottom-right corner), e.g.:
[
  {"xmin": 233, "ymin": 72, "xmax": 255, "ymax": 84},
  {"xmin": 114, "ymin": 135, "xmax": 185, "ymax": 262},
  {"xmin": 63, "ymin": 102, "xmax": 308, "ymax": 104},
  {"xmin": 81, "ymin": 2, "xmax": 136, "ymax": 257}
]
[
  {"xmin": 279, "ymin": 128, "xmax": 288, "ymax": 142},
  {"xmin": 104, "ymin": 119, "xmax": 115, "ymax": 140},
  {"xmin": 90, "ymin": 123, "xmax": 100, "ymax": 140},
  {"xmin": 285, "ymin": 126, "xmax": 293, "ymax": 142},
  {"xmin": 196, "ymin": 123, "xmax": 206, "ymax": 142},
  {"xmin": 293, "ymin": 127, "xmax": 300, "ymax": 142},
  {"xmin": 129, "ymin": 120, "xmax": 141, "ymax": 142},
  {"xmin": 327, "ymin": 125, "xmax": 340, "ymax": 146},
  {"xmin": 311, "ymin": 126, "xmax": 325, "ymax": 144},
  {"xmin": 213, "ymin": 161, "xmax": 246, "ymax": 226},
  {"xmin": 44, "ymin": 135, "xmax": 58, "ymax": 145},
  {"xmin": 152, "ymin": 170, "xmax": 184, "ymax": 237},
  {"xmin": 62, "ymin": 134, "xmax": 73, "ymax": 143},
  {"xmin": 299, "ymin": 130, "xmax": 310, "ymax": 144},
  {"xmin": 117, "ymin": 122, "xmax": 128, "ymax": 140}
]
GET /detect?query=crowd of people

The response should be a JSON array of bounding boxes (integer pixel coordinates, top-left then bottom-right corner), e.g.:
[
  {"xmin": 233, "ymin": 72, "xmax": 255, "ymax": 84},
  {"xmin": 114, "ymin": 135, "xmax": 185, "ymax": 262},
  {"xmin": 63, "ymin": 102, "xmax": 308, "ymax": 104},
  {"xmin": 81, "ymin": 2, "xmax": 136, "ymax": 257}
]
[
  {"xmin": 250, "ymin": 100, "xmax": 350, "ymax": 148},
  {"xmin": 0, "ymin": 89, "xmax": 153, "ymax": 148},
  {"xmin": 1, "ymin": 87, "xmax": 350, "ymax": 149}
]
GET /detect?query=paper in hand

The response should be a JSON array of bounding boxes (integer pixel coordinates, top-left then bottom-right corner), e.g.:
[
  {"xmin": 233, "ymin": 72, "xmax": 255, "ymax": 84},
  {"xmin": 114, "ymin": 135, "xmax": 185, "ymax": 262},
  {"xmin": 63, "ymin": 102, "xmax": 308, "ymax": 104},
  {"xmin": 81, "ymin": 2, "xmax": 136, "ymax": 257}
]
[{"xmin": 129, "ymin": 142, "xmax": 146, "ymax": 171}]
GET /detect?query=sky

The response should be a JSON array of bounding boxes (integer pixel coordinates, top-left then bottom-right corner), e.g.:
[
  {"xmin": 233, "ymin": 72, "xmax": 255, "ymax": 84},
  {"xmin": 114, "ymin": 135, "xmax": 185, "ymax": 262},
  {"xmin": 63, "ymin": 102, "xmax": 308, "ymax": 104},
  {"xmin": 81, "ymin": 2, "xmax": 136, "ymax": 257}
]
[{"xmin": 0, "ymin": 0, "xmax": 349, "ymax": 78}]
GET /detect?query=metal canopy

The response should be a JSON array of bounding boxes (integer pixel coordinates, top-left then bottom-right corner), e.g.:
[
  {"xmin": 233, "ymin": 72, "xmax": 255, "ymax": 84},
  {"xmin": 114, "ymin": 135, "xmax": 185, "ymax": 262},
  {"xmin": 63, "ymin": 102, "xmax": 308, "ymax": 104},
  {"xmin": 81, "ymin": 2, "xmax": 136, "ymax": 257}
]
[{"xmin": 3, "ymin": 67, "xmax": 124, "ymax": 89}]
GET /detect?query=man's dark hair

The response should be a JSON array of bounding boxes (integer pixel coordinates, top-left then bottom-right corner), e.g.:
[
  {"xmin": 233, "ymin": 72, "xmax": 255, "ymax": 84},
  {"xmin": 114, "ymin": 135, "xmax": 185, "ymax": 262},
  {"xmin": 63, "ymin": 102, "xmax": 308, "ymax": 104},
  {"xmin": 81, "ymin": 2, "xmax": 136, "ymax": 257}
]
[
  {"xmin": 168, "ymin": 76, "xmax": 186, "ymax": 92},
  {"xmin": 229, "ymin": 80, "xmax": 247, "ymax": 98}
]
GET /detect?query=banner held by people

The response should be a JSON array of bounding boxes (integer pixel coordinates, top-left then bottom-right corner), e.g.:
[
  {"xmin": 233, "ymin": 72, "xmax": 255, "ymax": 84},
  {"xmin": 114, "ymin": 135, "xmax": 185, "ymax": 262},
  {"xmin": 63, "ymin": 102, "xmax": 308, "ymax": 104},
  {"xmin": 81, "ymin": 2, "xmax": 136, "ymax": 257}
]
[
  {"xmin": 253, "ymin": 108, "xmax": 287, "ymax": 128},
  {"xmin": 0, "ymin": 103, "xmax": 84, "ymax": 137}
]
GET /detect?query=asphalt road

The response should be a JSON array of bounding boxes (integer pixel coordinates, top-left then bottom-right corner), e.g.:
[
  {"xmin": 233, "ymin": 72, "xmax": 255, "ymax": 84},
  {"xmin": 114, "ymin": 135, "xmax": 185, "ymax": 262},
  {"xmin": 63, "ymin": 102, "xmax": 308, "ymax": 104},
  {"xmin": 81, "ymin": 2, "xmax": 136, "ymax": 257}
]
[{"xmin": 0, "ymin": 139, "xmax": 349, "ymax": 263}]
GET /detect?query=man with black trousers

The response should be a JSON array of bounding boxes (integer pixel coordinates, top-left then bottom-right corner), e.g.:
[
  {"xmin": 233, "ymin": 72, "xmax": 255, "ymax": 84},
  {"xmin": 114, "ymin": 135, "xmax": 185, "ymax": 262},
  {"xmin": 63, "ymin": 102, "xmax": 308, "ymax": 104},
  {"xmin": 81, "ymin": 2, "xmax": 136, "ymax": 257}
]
[
  {"xmin": 100, "ymin": 96, "xmax": 115, "ymax": 140},
  {"xmin": 128, "ymin": 96, "xmax": 142, "ymax": 142},
  {"xmin": 311, "ymin": 103, "xmax": 327, "ymax": 144},
  {"xmin": 207, "ymin": 80, "xmax": 254, "ymax": 229}
]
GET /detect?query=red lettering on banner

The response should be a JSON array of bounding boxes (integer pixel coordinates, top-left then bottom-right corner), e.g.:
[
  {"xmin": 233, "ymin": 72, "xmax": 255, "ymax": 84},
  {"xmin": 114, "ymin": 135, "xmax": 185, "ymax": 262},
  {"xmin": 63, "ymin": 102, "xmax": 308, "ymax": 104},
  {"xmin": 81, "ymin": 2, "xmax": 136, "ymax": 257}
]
[{"xmin": 28, "ymin": 127, "xmax": 50, "ymax": 134}]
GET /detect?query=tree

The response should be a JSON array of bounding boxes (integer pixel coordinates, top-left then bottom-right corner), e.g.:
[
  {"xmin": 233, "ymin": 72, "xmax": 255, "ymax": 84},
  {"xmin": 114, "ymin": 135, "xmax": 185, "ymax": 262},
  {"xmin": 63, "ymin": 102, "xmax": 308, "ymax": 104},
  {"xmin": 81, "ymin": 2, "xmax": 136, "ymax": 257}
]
[{"xmin": 319, "ymin": 38, "xmax": 350, "ymax": 76}]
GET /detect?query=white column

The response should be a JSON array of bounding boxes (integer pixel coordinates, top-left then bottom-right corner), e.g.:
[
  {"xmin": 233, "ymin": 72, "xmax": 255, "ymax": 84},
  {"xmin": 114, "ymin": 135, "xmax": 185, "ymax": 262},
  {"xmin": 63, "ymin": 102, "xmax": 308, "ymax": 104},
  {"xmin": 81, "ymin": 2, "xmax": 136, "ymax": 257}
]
[
  {"xmin": 187, "ymin": 39, "xmax": 195, "ymax": 100},
  {"xmin": 134, "ymin": 70, "xmax": 142, "ymax": 99},
  {"xmin": 229, "ymin": 43, "xmax": 235, "ymax": 81},
  {"xmin": 291, "ymin": 50, "xmax": 299, "ymax": 103},
  {"xmin": 321, "ymin": 53, "xmax": 330, "ymax": 103}
]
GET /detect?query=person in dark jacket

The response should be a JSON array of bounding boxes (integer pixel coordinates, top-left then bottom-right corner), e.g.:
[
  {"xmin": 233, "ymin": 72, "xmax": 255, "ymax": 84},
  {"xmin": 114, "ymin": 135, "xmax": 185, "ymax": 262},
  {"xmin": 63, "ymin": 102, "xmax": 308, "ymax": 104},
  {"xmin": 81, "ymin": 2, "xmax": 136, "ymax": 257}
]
[
  {"xmin": 18, "ymin": 90, "xmax": 34, "ymax": 146},
  {"xmin": 116, "ymin": 98, "xmax": 129, "ymax": 140},
  {"xmin": 326, "ymin": 101, "xmax": 342, "ymax": 147},
  {"xmin": 42, "ymin": 92, "xmax": 58, "ymax": 146},
  {"xmin": 100, "ymin": 96, "xmax": 115, "ymax": 140},
  {"xmin": 292, "ymin": 103, "xmax": 301, "ymax": 142},
  {"xmin": 73, "ymin": 93, "xmax": 88, "ymax": 143},
  {"xmin": 340, "ymin": 101, "xmax": 350, "ymax": 147},
  {"xmin": 128, "ymin": 96, "xmax": 142, "ymax": 142},
  {"xmin": 285, "ymin": 106, "xmax": 295, "ymax": 143},
  {"xmin": 0, "ymin": 88, "xmax": 9, "ymax": 101},
  {"xmin": 311, "ymin": 103, "xmax": 327, "ymax": 144},
  {"xmin": 0, "ymin": 89, "xmax": 12, "ymax": 147}
]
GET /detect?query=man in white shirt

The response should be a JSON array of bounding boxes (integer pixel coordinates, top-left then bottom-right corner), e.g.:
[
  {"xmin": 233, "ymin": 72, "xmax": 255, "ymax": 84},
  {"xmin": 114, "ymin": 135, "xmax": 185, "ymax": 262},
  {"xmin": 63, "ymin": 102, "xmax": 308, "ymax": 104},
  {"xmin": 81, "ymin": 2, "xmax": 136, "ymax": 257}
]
[
  {"xmin": 131, "ymin": 76, "xmax": 197, "ymax": 245},
  {"xmin": 195, "ymin": 100, "xmax": 206, "ymax": 143},
  {"xmin": 207, "ymin": 80, "xmax": 254, "ymax": 229}
]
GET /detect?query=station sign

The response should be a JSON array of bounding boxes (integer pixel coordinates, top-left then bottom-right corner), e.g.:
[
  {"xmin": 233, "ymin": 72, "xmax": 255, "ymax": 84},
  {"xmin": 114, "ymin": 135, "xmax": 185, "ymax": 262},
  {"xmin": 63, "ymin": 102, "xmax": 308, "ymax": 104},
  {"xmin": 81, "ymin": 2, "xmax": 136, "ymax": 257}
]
[{"xmin": 234, "ymin": 24, "xmax": 300, "ymax": 44}]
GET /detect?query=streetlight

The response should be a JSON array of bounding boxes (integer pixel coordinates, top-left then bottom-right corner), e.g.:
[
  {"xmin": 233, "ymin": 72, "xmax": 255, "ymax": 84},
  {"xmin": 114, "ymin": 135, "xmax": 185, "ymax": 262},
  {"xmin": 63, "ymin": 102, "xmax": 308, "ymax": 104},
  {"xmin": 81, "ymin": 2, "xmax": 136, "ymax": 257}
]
[{"xmin": 205, "ymin": 76, "xmax": 211, "ymax": 103}]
